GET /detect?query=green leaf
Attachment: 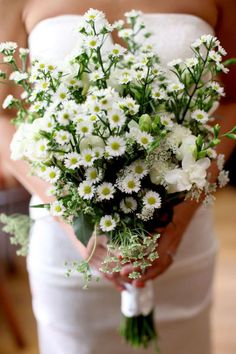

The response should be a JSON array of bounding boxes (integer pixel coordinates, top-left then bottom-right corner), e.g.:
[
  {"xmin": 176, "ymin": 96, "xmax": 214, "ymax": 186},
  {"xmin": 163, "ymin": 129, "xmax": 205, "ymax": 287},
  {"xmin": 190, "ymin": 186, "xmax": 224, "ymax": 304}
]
[
  {"xmin": 222, "ymin": 58, "xmax": 236, "ymax": 67},
  {"xmin": 73, "ymin": 213, "xmax": 95, "ymax": 246},
  {"xmin": 223, "ymin": 133, "xmax": 236, "ymax": 140}
]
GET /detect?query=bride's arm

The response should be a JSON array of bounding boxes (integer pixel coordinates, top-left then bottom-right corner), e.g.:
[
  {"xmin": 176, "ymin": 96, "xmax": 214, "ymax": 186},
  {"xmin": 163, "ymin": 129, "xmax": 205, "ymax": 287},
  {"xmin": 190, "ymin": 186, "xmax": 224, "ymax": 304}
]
[
  {"xmin": 0, "ymin": 2, "xmax": 90, "ymax": 258},
  {"xmin": 120, "ymin": 0, "xmax": 236, "ymax": 286}
]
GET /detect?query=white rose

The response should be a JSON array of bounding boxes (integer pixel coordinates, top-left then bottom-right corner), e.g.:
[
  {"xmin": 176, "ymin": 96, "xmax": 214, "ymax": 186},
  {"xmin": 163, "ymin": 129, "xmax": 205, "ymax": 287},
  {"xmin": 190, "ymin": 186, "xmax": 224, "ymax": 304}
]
[
  {"xmin": 182, "ymin": 155, "xmax": 210, "ymax": 189},
  {"xmin": 164, "ymin": 168, "xmax": 192, "ymax": 193},
  {"xmin": 177, "ymin": 135, "xmax": 196, "ymax": 160}
]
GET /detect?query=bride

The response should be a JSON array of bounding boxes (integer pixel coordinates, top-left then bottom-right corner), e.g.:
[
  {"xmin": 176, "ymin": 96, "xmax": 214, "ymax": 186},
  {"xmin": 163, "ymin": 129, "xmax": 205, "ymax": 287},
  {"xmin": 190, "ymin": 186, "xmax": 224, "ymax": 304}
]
[{"xmin": 0, "ymin": 1, "xmax": 235, "ymax": 353}]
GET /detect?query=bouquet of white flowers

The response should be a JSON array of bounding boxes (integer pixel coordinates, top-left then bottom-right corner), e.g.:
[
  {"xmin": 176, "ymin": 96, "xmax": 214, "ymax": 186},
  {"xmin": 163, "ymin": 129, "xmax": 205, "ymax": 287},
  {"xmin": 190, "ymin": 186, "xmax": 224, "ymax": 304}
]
[{"xmin": 1, "ymin": 9, "xmax": 235, "ymax": 351}]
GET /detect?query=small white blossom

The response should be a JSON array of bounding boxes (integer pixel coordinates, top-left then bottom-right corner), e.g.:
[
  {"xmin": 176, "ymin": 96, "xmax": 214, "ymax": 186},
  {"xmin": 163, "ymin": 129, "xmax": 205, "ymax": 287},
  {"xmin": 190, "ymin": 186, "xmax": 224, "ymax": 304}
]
[
  {"xmin": 130, "ymin": 160, "xmax": 148, "ymax": 178},
  {"xmin": 120, "ymin": 197, "xmax": 137, "ymax": 213},
  {"xmin": 112, "ymin": 20, "xmax": 125, "ymax": 30},
  {"xmin": 109, "ymin": 44, "xmax": 126, "ymax": 57},
  {"xmin": 209, "ymin": 50, "xmax": 222, "ymax": 63},
  {"xmin": 191, "ymin": 109, "xmax": 209, "ymax": 124},
  {"xmin": 151, "ymin": 87, "xmax": 167, "ymax": 100},
  {"xmin": 107, "ymin": 109, "xmax": 126, "ymax": 129},
  {"xmin": 64, "ymin": 152, "xmax": 81, "ymax": 169},
  {"xmin": 207, "ymin": 81, "xmax": 225, "ymax": 96},
  {"xmin": 105, "ymin": 136, "xmax": 126, "ymax": 157},
  {"xmin": 43, "ymin": 166, "xmax": 61, "ymax": 183},
  {"xmin": 80, "ymin": 149, "xmax": 95, "ymax": 166},
  {"xmin": 118, "ymin": 28, "xmax": 133, "ymax": 39},
  {"xmin": 119, "ymin": 175, "xmax": 141, "ymax": 194},
  {"xmin": 167, "ymin": 82, "xmax": 185, "ymax": 92},
  {"xmin": 78, "ymin": 181, "xmax": 95, "ymax": 200},
  {"xmin": 86, "ymin": 36, "xmax": 101, "ymax": 49},
  {"xmin": 85, "ymin": 167, "xmax": 102, "ymax": 183},
  {"xmin": 137, "ymin": 207, "xmax": 154, "ymax": 221},
  {"xmin": 185, "ymin": 57, "xmax": 198, "ymax": 68},
  {"xmin": 46, "ymin": 186, "xmax": 57, "ymax": 197},
  {"xmin": 160, "ymin": 114, "xmax": 174, "ymax": 129},
  {"xmin": 0, "ymin": 41, "xmax": 17, "ymax": 53},
  {"xmin": 19, "ymin": 48, "xmax": 30, "ymax": 56},
  {"xmin": 100, "ymin": 215, "xmax": 116, "ymax": 232},
  {"xmin": 143, "ymin": 191, "xmax": 162, "ymax": 209},
  {"xmin": 218, "ymin": 45, "xmax": 227, "ymax": 56},
  {"xmin": 9, "ymin": 71, "xmax": 28, "ymax": 82},
  {"xmin": 217, "ymin": 153, "xmax": 225, "ymax": 171},
  {"xmin": 2, "ymin": 94, "xmax": 14, "ymax": 109},
  {"xmin": 167, "ymin": 58, "xmax": 182, "ymax": 67},
  {"xmin": 136, "ymin": 131, "xmax": 154, "ymax": 148},
  {"xmin": 84, "ymin": 8, "xmax": 105, "ymax": 22},
  {"xmin": 218, "ymin": 170, "xmax": 229, "ymax": 188},
  {"xmin": 76, "ymin": 121, "xmax": 94, "ymax": 136},
  {"xmin": 57, "ymin": 110, "xmax": 72, "ymax": 126},
  {"xmin": 55, "ymin": 131, "xmax": 72, "ymax": 145},
  {"xmin": 97, "ymin": 182, "xmax": 115, "ymax": 200},
  {"xmin": 50, "ymin": 201, "xmax": 65, "ymax": 216}
]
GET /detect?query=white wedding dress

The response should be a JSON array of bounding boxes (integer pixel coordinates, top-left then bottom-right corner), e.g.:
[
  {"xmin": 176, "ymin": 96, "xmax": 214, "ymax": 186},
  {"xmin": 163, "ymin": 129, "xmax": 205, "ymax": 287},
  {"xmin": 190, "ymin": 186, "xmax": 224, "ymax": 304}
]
[{"xmin": 27, "ymin": 13, "xmax": 218, "ymax": 354}]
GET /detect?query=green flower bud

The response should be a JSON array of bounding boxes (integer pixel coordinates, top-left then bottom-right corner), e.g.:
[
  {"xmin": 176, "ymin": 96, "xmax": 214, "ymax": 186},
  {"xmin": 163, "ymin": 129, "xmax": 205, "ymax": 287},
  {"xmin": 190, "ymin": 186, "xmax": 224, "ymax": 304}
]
[{"xmin": 139, "ymin": 114, "xmax": 152, "ymax": 132}]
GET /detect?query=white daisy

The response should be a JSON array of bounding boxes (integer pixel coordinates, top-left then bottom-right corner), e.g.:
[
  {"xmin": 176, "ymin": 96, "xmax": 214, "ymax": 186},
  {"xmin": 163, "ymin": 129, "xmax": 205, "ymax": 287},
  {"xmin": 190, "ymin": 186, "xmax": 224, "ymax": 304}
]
[
  {"xmin": 35, "ymin": 139, "xmax": 49, "ymax": 158},
  {"xmin": 86, "ymin": 36, "xmax": 101, "ymax": 49},
  {"xmin": 57, "ymin": 110, "xmax": 72, "ymax": 126},
  {"xmin": 118, "ymin": 28, "xmax": 133, "ymax": 39},
  {"xmin": 97, "ymin": 182, "xmax": 115, "ymax": 201},
  {"xmin": 109, "ymin": 44, "xmax": 126, "ymax": 57},
  {"xmin": 105, "ymin": 136, "xmax": 126, "ymax": 157},
  {"xmin": 160, "ymin": 114, "xmax": 174, "ymax": 129},
  {"xmin": 130, "ymin": 160, "xmax": 148, "ymax": 178},
  {"xmin": 85, "ymin": 167, "xmax": 102, "ymax": 183},
  {"xmin": 46, "ymin": 186, "xmax": 57, "ymax": 197},
  {"xmin": 151, "ymin": 88, "xmax": 167, "ymax": 100},
  {"xmin": 50, "ymin": 201, "xmax": 65, "ymax": 216},
  {"xmin": 76, "ymin": 121, "xmax": 94, "ymax": 136},
  {"xmin": 55, "ymin": 131, "xmax": 72, "ymax": 145},
  {"xmin": 120, "ymin": 197, "xmax": 137, "ymax": 213},
  {"xmin": 55, "ymin": 85, "xmax": 68, "ymax": 101},
  {"xmin": 80, "ymin": 149, "xmax": 95, "ymax": 167},
  {"xmin": 43, "ymin": 166, "xmax": 61, "ymax": 183},
  {"xmin": 84, "ymin": 8, "xmax": 105, "ymax": 22},
  {"xmin": 78, "ymin": 181, "xmax": 95, "ymax": 200},
  {"xmin": 167, "ymin": 82, "xmax": 185, "ymax": 92},
  {"xmin": 90, "ymin": 70, "xmax": 104, "ymax": 82},
  {"xmin": 137, "ymin": 131, "xmax": 154, "ymax": 148},
  {"xmin": 64, "ymin": 152, "xmax": 81, "ymax": 169},
  {"xmin": 107, "ymin": 109, "xmax": 126, "ymax": 129},
  {"xmin": 143, "ymin": 191, "xmax": 162, "ymax": 209},
  {"xmin": 191, "ymin": 109, "xmax": 209, "ymax": 124},
  {"xmin": 120, "ymin": 175, "xmax": 141, "ymax": 194},
  {"xmin": 99, "ymin": 215, "xmax": 116, "ymax": 232}
]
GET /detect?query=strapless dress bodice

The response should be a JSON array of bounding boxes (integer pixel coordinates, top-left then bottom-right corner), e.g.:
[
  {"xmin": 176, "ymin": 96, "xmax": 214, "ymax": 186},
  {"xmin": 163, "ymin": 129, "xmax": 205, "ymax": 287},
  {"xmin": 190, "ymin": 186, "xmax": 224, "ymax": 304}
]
[{"xmin": 28, "ymin": 13, "xmax": 214, "ymax": 65}]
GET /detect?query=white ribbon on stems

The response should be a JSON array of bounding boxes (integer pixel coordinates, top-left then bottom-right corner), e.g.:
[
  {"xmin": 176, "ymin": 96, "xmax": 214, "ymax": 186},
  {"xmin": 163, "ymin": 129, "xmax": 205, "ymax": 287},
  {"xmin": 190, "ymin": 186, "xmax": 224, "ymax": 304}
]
[{"xmin": 121, "ymin": 280, "xmax": 154, "ymax": 317}]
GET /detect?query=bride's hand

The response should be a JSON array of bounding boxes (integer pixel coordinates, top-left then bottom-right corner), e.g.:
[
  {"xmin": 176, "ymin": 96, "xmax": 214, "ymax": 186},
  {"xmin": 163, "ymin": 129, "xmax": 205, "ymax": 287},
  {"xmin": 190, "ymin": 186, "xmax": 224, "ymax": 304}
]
[
  {"xmin": 86, "ymin": 235, "xmax": 126, "ymax": 292},
  {"xmin": 120, "ymin": 199, "xmax": 200, "ymax": 287}
]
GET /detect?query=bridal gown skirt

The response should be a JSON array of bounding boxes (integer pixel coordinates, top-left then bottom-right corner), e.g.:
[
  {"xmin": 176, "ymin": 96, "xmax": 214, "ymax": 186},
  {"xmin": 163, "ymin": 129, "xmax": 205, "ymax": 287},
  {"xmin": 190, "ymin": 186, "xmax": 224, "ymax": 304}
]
[{"xmin": 27, "ymin": 197, "xmax": 218, "ymax": 354}]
